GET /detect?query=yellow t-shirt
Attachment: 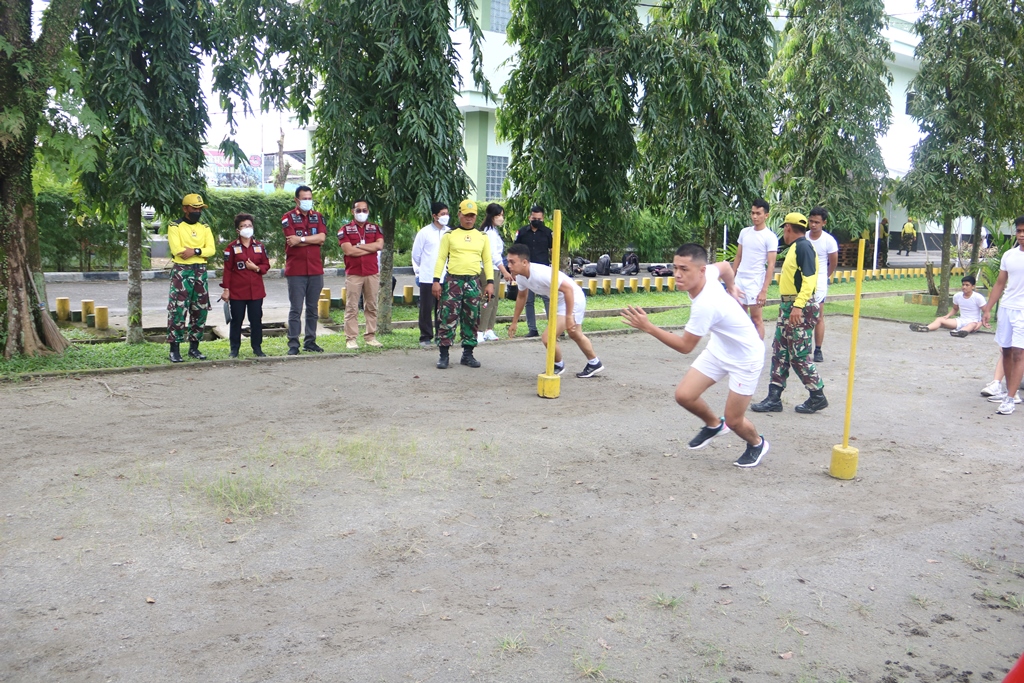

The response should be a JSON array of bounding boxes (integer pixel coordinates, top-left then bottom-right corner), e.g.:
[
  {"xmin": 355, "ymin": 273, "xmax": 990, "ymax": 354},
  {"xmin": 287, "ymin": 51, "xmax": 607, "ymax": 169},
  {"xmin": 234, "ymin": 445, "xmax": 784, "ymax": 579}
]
[
  {"xmin": 902, "ymin": 222, "xmax": 916, "ymax": 237},
  {"xmin": 434, "ymin": 228, "xmax": 494, "ymax": 281},
  {"xmin": 168, "ymin": 221, "xmax": 216, "ymax": 265}
]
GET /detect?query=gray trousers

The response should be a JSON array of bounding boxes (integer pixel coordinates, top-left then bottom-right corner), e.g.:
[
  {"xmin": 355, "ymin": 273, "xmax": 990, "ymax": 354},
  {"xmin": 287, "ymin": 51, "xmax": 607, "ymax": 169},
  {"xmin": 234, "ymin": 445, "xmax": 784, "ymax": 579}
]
[
  {"xmin": 525, "ymin": 290, "xmax": 550, "ymax": 333},
  {"xmin": 287, "ymin": 274, "xmax": 323, "ymax": 350}
]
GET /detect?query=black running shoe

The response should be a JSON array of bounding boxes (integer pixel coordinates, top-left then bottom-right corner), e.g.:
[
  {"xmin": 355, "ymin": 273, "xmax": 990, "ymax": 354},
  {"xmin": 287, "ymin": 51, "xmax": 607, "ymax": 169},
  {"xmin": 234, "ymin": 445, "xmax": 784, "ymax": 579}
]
[
  {"xmin": 304, "ymin": 343, "xmax": 325, "ymax": 353},
  {"xmin": 526, "ymin": 330, "xmax": 540, "ymax": 338},
  {"xmin": 553, "ymin": 363, "xmax": 566, "ymax": 376},
  {"xmin": 576, "ymin": 360, "xmax": 604, "ymax": 378},
  {"xmin": 813, "ymin": 348, "xmax": 824, "ymax": 363},
  {"xmin": 734, "ymin": 437, "xmax": 769, "ymax": 468},
  {"xmin": 688, "ymin": 419, "xmax": 729, "ymax": 449},
  {"xmin": 949, "ymin": 329, "xmax": 969, "ymax": 338}
]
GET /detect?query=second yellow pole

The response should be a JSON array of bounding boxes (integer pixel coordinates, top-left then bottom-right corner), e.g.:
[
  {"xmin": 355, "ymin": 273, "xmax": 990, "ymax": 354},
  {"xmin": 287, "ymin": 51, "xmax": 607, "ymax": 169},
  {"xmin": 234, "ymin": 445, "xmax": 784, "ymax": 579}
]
[
  {"xmin": 537, "ymin": 210, "xmax": 563, "ymax": 399},
  {"xmin": 830, "ymin": 238, "xmax": 866, "ymax": 479}
]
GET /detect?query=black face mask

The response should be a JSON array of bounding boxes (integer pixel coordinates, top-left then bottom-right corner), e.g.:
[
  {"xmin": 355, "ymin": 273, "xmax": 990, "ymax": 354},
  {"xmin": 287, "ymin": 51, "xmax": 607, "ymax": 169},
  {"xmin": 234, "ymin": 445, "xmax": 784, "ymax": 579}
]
[
  {"xmin": 184, "ymin": 211, "xmax": 202, "ymax": 224},
  {"xmin": 530, "ymin": 219, "xmax": 544, "ymax": 230}
]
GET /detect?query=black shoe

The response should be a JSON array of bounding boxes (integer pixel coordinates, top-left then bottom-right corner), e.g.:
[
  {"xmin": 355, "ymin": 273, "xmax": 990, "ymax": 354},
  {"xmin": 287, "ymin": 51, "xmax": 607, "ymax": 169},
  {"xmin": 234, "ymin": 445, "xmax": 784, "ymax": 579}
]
[
  {"xmin": 751, "ymin": 385, "xmax": 784, "ymax": 412},
  {"xmin": 553, "ymin": 363, "xmax": 566, "ymax": 376},
  {"xmin": 229, "ymin": 348, "xmax": 239, "ymax": 358},
  {"xmin": 909, "ymin": 323, "xmax": 930, "ymax": 332},
  {"xmin": 169, "ymin": 342, "xmax": 183, "ymax": 363},
  {"xmin": 437, "ymin": 347, "xmax": 450, "ymax": 369},
  {"xmin": 688, "ymin": 419, "xmax": 729, "ymax": 450},
  {"xmin": 461, "ymin": 349, "xmax": 481, "ymax": 368},
  {"xmin": 187, "ymin": 341, "xmax": 206, "ymax": 360},
  {"xmin": 526, "ymin": 330, "xmax": 540, "ymax": 338},
  {"xmin": 949, "ymin": 329, "xmax": 970, "ymax": 338},
  {"xmin": 287, "ymin": 347, "xmax": 300, "ymax": 356},
  {"xmin": 795, "ymin": 389, "xmax": 828, "ymax": 414},
  {"xmin": 304, "ymin": 342, "xmax": 324, "ymax": 353},
  {"xmin": 252, "ymin": 348, "xmax": 267, "ymax": 357},
  {"xmin": 813, "ymin": 348, "xmax": 824, "ymax": 363},
  {"xmin": 576, "ymin": 360, "xmax": 604, "ymax": 378},
  {"xmin": 734, "ymin": 437, "xmax": 769, "ymax": 468}
]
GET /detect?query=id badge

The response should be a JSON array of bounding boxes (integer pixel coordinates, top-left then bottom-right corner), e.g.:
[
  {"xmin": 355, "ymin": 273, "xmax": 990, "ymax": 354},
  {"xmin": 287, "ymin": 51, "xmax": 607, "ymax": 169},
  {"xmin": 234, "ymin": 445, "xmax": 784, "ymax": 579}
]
[{"xmin": 359, "ymin": 238, "xmax": 366, "ymax": 245}]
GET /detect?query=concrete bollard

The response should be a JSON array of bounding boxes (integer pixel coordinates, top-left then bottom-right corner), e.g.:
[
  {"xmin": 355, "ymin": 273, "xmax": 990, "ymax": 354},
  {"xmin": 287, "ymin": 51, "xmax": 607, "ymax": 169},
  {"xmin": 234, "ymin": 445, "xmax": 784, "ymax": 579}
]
[
  {"xmin": 94, "ymin": 306, "xmax": 109, "ymax": 330},
  {"xmin": 629, "ymin": 277, "xmax": 638, "ymax": 293},
  {"xmin": 615, "ymin": 277, "xmax": 625, "ymax": 294},
  {"xmin": 642, "ymin": 277, "xmax": 651, "ymax": 291},
  {"xmin": 654, "ymin": 277, "xmax": 663, "ymax": 291},
  {"xmin": 667, "ymin": 277, "xmax": 675, "ymax": 291},
  {"xmin": 498, "ymin": 282, "xmax": 506, "ymax": 299},
  {"xmin": 341, "ymin": 287, "xmax": 347, "ymax": 305},
  {"xmin": 601, "ymin": 278, "xmax": 611, "ymax": 295},
  {"xmin": 318, "ymin": 298, "xmax": 331, "ymax": 320},
  {"xmin": 321, "ymin": 287, "xmax": 331, "ymax": 300},
  {"xmin": 575, "ymin": 279, "xmax": 584, "ymax": 290},
  {"xmin": 81, "ymin": 300, "xmax": 95, "ymax": 320},
  {"xmin": 588, "ymin": 280, "xmax": 598, "ymax": 296},
  {"xmin": 403, "ymin": 284, "xmax": 414, "ymax": 305},
  {"xmin": 56, "ymin": 297, "xmax": 71, "ymax": 321}
]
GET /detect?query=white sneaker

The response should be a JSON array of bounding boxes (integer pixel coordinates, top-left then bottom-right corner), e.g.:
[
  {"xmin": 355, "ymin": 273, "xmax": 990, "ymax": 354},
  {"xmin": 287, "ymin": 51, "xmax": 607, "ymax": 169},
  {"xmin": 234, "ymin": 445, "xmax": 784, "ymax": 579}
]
[
  {"xmin": 988, "ymin": 391, "xmax": 1021, "ymax": 404},
  {"xmin": 997, "ymin": 397, "xmax": 1016, "ymax": 415},
  {"xmin": 346, "ymin": 340, "xmax": 358, "ymax": 350},
  {"xmin": 980, "ymin": 379, "xmax": 1004, "ymax": 397},
  {"xmin": 365, "ymin": 338, "xmax": 382, "ymax": 347},
  {"xmin": 476, "ymin": 331, "xmax": 486, "ymax": 343},
  {"xmin": 483, "ymin": 329, "xmax": 500, "ymax": 341}
]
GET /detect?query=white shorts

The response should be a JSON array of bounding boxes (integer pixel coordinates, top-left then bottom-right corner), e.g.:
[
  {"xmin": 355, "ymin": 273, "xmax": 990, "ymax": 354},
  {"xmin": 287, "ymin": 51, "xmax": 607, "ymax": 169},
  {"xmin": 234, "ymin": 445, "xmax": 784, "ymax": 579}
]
[
  {"xmin": 556, "ymin": 300, "xmax": 586, "ymax": 325},
  {"xmin": 690, "ymin": 349, "xmax": 764, "ymax": 397},
  {"xmin": 956, "ymin": 318, "xmax": 980, "ymax": 331},
  {"xmin": 995, "ymin": 308, "xmax": 1024, "ymax": 348},
  {"xmin": 736, "ymin": 273, "xmax": 765, "ymax": 306},
  {"xmin": 814, "ymin": 285, "xmax": 828, "ymax": 304}
]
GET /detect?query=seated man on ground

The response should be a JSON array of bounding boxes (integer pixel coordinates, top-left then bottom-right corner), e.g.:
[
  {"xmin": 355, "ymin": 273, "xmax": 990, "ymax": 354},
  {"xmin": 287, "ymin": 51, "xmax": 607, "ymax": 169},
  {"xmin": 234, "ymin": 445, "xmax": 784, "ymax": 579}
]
[{"xmin": 910, "ymin": 275, "xmax": 985, "ymax": 337}]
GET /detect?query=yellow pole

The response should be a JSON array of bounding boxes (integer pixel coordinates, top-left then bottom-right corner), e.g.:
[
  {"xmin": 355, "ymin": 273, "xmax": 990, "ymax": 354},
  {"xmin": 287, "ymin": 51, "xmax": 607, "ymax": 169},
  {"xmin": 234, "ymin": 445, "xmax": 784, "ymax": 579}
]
[
  {"xmin": 55, "ymin": 297, "xmax": 71, "ymax": 321},
  {"xmin": 94, "ymin": 305, "xmax": 109, "ymax": 330},
  {"xmin": 830, "ymin": 238, "xmax": 865, "ymax": 480},
  {"xmin": 537, "ymin": 210, "xmax": 563, "ymax": 399}
]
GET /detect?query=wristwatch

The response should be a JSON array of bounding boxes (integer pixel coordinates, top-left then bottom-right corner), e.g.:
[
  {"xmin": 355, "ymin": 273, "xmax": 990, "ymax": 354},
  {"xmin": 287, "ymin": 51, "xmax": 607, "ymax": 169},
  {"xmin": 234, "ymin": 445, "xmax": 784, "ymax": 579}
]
[
  {"xmin": 194, "ymin": 248, "xmax": 202, "ymax": 256},
  {"xmin": 300, "ymin": 236, "xmax": 306, "ymax": 243}
]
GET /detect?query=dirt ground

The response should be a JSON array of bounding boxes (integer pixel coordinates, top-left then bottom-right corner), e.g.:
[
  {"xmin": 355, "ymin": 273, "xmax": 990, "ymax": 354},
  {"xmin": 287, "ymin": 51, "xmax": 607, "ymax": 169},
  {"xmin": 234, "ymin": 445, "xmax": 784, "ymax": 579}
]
[{"xmin": 2, "ymin": 316, "xmax": 1022, "ymax": 683}]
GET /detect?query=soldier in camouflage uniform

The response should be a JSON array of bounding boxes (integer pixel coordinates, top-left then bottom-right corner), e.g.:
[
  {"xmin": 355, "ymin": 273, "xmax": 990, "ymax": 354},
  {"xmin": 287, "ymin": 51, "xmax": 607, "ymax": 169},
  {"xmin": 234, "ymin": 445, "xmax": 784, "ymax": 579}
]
[
  {"xmin": 751, "ymin": 213, "xmax": 829, "ymax": 414},
  {"xmin": 166, "ymin": 193, "xmax": 216, "ymax": 362},
  {"xmin": 432, "ymin": 200, "xmax": 494, "ymax": 369}
]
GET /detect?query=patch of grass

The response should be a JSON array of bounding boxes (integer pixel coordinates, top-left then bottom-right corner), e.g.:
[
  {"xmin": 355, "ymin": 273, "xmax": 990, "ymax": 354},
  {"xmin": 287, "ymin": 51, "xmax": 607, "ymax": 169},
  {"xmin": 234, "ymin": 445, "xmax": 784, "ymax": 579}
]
[
  {"xmin": 696, "ymin": 641, "xmax": 726, "ymax": 670},
  {"xmin": 849, "ymin": 601, "xmax": 872, "ymax": 617},
  {"xmin": 650, "ymin": 592, "xmax": 683, "ymax": 610},
  {"xmin": 910, "ymin": 594, "xmax": 933, "ymax": 609},
  {"xmin": 185, "ymin": 468, "xmax": 288, "ymax": 517},
  {"xmin": 497, "ymin": 632, "xmax": 530, "ymax": 656},
  {"xmin": 826, "ymin": 296, "xmax": 946, "ymax": 325},
  {"xmin": 956, "ymin": 552, "xmax": 994, "ymax": 572},
  {"xmin": 572, "ymin": 653, "xmax": 607, "ymax": 679}
]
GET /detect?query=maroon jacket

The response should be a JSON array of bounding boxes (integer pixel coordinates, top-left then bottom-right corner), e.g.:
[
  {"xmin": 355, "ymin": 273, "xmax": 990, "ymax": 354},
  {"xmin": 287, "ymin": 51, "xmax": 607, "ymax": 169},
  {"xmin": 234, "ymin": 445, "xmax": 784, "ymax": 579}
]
[{"xmin": 220, "ymin": 238, "xmax": 270, "ymax": 300}]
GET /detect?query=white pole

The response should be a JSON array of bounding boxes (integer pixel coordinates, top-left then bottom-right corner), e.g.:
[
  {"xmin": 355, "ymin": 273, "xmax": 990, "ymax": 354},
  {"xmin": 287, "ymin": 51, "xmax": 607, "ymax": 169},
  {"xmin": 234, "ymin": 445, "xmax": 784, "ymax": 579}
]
[
  {"xmin": 872, "ymin": 211, "xmax": 880, "ymax": 271},
  {"xmin": 723, "ymin": 224, "xmax": 727, "ymax": 258}
]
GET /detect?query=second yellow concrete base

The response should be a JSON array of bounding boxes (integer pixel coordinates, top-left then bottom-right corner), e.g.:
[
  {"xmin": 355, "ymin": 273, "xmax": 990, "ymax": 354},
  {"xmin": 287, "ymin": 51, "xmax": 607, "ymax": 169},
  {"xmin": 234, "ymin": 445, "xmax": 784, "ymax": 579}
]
[
  {"xmin": 537, "ymin": 373, "xmax": 561, "ymax": 399},
  {"xmin": 829, "ymin": 444, "xmax": 859, "ymax": 480}
]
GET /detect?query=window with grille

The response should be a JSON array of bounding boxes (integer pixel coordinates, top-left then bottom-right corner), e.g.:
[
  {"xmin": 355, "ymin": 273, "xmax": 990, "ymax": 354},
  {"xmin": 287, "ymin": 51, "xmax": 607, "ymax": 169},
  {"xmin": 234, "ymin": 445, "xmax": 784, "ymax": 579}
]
[
  {"xmin": 485, "ymin": 156, "xmax": 508, "ymax": 200},
  {"xmin": 490, "ymin": 0, "xmax": 511, "ymax": 32},
  {"xmin": 905, "ymin": 91, "xmax": 917, "ymax": 115}
]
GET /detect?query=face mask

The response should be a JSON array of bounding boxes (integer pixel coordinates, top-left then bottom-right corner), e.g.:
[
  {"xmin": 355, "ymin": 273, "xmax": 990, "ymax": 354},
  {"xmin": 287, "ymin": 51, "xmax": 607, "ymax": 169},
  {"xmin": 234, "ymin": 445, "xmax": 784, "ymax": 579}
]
[
  {"xmin": 184, "ymin": 211, "xmax": 202, "ymax": 224},
  {"xmin": 530, "ymin": 219, "xmax": 544, "ymax": 230},
  {"xmin": 437, "ymin": 215, "xmax": 449, "ymax": 226},
  {"xmin": 493, "ymin": 216, "xmax": 505, "ymax": 227},
  {"xmin": 298, "ymin": 199, "xmax": 314, "ymax": 212},
  {"xmin": 354, "ymin": 212, "xmax": 369, "ymax": 223},
  {"xmin": 239, "ymin": 227, "xmax": 254, "ymax": 239}
]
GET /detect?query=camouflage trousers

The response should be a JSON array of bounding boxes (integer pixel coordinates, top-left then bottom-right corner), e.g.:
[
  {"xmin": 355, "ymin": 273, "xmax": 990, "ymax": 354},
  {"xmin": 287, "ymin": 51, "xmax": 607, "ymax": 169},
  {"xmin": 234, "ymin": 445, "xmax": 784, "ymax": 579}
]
[
  {"xmin": 167, "ymin": 264, "xmax": 211, "ymax": 343},
  {"xmin": 769, "ymin": 301, "xmax": 824, "ymax": 391},
  {"xmin": 437, "ymin": 275, "xmax": 481, "ymax": 348},
  {"xmin": 901, "ymin": 233, "xmax": 914, "ymax": 252}
]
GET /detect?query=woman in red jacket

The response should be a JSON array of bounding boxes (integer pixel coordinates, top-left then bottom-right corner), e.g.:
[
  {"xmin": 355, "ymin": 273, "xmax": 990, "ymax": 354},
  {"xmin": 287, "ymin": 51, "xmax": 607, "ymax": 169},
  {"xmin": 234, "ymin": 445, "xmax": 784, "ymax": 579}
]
[{"xmin": 221, "ymin": 213, "xmax": 271, "ymax": 357}]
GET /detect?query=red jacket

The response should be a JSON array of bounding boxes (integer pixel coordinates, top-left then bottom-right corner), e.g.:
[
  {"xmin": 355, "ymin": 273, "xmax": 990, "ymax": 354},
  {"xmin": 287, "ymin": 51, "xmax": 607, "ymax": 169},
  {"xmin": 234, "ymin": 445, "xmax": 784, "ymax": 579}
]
[
  {"xmin": 220, "ymin": 238, "xmax": 270, "ymax": 300},
  {"xmin": 338, "ymin": 220, "xmax": 382, "ymax": 276},
  {"xmin": 282, "ymin": 208, "xmax": 327, "ymax": 276}
]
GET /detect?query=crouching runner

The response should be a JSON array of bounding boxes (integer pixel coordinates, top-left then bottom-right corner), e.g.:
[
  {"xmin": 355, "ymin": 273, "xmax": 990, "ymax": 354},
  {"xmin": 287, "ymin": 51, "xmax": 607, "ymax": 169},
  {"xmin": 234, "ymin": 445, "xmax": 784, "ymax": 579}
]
[
  {"xmin": 506, "ymin": 244, "xmax": 604, "ymax": 378},
  {"xmin": 621, "ymin": 243, "xmax": 769, "ymax": 468}
]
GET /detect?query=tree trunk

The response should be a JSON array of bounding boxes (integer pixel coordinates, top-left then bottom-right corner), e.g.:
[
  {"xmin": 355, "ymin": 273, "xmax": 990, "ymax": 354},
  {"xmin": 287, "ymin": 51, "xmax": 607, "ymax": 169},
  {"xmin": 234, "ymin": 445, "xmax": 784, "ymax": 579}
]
[
  {"xmin": 970, "ymin": 214, "xmax": 983, "ymax": 271},
  {"xmin": 126, "ymin": 202, "xmax": 145, "ymax": 343},
  {"xmin": 377, "ymin": 217, "xmax": 395, "ymax": 334},
  {"xmin": 936, "ymin": 213, "xmax": 953, "ymax": 316}
]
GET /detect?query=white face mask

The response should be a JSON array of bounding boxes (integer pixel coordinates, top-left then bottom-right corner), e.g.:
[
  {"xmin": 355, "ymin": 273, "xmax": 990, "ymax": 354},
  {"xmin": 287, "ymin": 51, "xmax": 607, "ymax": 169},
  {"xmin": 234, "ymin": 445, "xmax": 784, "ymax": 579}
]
[
  {"xmin": 437, "ymin": 215, "xmax": 450, "ymax": 226},
  {"xmin": 354, "ymin": 212, "xmax": 369, "ymax": 223},
  {"xmin": 494, "ymin": 216, "xmax": 505, "ymax": 227},
  {"xmin": 239, "ymin": 227, "xmax": 254, "ymax": 239},
  {"xmin": 298, "ymin": 199, "xmax": 313, "ymax": 212}
]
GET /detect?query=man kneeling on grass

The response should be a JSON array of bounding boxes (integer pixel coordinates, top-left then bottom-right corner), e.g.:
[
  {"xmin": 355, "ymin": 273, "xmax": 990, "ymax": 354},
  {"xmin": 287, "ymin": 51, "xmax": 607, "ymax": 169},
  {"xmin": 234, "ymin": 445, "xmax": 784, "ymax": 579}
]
[
  {"xmin": 909, "ymin": 274, "xmax": 986, "ymax": 337},
  {"xmin": 621, "ymin": 244, "xmax": 769, "ymax": 468},
  {"xmin": 506, "ymin": 244, "xmax": 604, "ymax": 378}
]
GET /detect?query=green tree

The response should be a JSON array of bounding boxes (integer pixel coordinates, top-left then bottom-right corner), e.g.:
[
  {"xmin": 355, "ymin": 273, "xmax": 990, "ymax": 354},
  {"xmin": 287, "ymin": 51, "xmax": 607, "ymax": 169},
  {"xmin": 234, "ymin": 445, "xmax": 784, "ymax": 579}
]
[
  {"xmin": 497, "ymin": 0, "xmax": 642, "ymax": 253},
  {"xmin": 767, "ymin": 0, "xmax": 893, "ymax": 240},
  {"xmin": 637, "ymin": 0, "xmax": 775, "ymax": 259},
  {"xmin": 0, "ymin": 0, "xmax": 80, "ymax": 357},
  {"xmin": 77, "ymin": 0, "xmax": 211, "ymax": 343},
  {"xmin": 897, "ymin": 0, "xmax": 1024, "ymax": 315}
]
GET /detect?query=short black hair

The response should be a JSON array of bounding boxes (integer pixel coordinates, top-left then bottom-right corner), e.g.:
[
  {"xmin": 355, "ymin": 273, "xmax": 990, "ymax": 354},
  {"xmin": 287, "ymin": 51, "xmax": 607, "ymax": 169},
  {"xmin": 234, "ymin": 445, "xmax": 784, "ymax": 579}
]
[
  {"xmin": 430, "ymin": 201, "xmax": 448, "ymax": 216},
  {"xmin": 752, "ymin": 198, "xmax": 770, "ymax": 213},
  {"xmin": 233, "ymin": 213, "xmax": 255, "ymax": 229},
  {"xmin": 1015, "ymin": 215, "xmax": 1024, "ymax": 228},
  {"xmin": 353, "ymin": 199, "xmax": 369, "ymax": 209},
  {"xmin": 529, "ymin": 204, "xmax": 544, "ymax": 215},
  {"xmin": 674, "ymin": 243, "xmax": 708, "ymax": 263},
  {"xmin": 295, "ymin": 185, "xmax": 312, "ymax": 198},
  {"xmin": 809, "ymin": 206, "xmax": 829, "ymax": 222},
  {"xmin": 961, "ymin": 274, "xmax": 976, "ymax": 285},
  {"xmin": 507, "ymin": 244, "xmax": 531, "ymax": 260}
]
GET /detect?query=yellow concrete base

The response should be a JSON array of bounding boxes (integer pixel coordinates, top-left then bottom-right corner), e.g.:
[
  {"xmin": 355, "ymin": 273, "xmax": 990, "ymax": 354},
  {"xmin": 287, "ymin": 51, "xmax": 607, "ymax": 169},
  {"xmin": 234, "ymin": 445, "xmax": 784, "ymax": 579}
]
[
  {"xmin": 537, "ymin": 373, "xmax": 561, "ymax": 399},
  {"xmin": 829, "ymin": 444, "xmax": 859, "ymax": 480},
  {"xmin": 318, "ymin": 298, "xmax": 331, "ymax": 320}
]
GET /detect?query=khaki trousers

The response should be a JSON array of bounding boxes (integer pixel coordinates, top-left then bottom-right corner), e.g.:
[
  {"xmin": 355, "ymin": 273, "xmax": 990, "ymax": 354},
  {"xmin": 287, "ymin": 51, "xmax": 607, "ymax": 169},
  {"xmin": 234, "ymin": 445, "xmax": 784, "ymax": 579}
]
[{"xmin": 345, "ymin": 273, "xmax": 380, "ymax": 341}]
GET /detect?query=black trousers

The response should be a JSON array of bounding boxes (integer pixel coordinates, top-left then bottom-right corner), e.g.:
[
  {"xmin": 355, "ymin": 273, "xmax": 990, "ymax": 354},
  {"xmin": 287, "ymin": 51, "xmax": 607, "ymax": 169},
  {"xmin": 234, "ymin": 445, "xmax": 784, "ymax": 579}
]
[
  {"xmin": 229, "ymin": 299, "xmax": 264, "ymax": 350},
  {"xmin": 418, "ymin": 283, "xmax": 440, "ymax": 342}
]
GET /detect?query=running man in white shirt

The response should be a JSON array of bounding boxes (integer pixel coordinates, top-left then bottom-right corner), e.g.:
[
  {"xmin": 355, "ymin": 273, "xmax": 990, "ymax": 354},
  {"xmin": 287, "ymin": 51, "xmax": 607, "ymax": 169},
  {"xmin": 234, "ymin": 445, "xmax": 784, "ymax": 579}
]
[
  {"xmin": 909, "ymin": 274, "xmax": 986, "ymax": 336},
  {"xmin": 411, "ymin": 202, "xmax": 450, "ymax": 347},
  {"xmin": 506, "ymin": 244, "xmax": 604, "ymax": 378},
  {"xmin": 981, "ymin": 216, "xmax": 1024, "ymax": 415},
  {"xmin": 622, "ymin": 243, "xmax": 769, "ymax": 468},
  {"xmin": 807, "ymin": 206, "xmax": 839, "ymax": 362},
  {"xmin": 732, "ymin": 198, "xmax": 778, "ymax": 340}
]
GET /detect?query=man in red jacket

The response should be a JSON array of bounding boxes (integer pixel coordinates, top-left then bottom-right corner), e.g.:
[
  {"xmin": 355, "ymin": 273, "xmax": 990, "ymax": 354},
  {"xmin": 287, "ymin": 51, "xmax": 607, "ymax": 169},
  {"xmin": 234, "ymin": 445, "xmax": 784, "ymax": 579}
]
[
  {"xmin": 282, "ymin": 186, "xmax": 328, "ymax": 355},
  {"xmin": 220, "ymin": 213, "xmax": 270, "ymax": 357},
  {"xmin": 338, "ymin": 199, "xmax": 384, "ymax": 349}
]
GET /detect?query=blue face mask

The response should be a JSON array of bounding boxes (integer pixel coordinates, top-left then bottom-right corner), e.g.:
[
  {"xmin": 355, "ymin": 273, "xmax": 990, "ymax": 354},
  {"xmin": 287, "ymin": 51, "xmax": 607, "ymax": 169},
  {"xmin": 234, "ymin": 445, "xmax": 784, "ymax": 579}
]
[{"xmin": 299, "ymin": 199, "xmax": 313, "ymax": 212}]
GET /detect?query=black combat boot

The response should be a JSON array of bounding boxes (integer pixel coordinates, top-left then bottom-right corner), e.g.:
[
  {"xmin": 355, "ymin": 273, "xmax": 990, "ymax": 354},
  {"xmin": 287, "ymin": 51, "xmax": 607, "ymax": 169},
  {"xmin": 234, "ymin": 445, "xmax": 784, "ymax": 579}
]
[
  {"xmin": 460, "ymin": 346, "xmax": 481, "ymax": 368},
  {"xmin": 795, "ymin": 388, "xmax": 829, "ymax": 414},
  {"xmin": 188, "ymin": 341, "xmax": 206, "ymax": 360},
  {"xmin": 252, "ymin": 346, "xmax": 266, "ymax": 357},
  {"xmin": 751, "ymin": 384, "xmax": 783, "ymax": 412},
  {"xmin": 169, "ymin": 342, "xmax": 184, "ymax": 363},
  {"xmin": 436, "ymin": 346, "xmax": 450, "ymax": 369}
]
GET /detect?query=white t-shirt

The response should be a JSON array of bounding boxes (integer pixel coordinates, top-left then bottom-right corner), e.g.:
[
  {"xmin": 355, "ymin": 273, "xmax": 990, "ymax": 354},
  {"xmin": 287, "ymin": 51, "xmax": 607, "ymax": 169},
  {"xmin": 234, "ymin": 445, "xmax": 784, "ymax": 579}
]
[
  {"xmin": 735, "ymin": 226, "xmax": 779, "ymax": 278},
  {"xmin": 684, "ymin": 264, "xmax": 763, "ymax": 366},
  {"xmin": 953, "ymin": 291, "xmax": 986, "ymax": 322},
  {"xmin": 999, "ymin": 247, "xmax": 1024, "ymax": 311},
  {"xmin": 483, "ymin": 226, "xmax": 505, "ymax": 270},
  {"xmin": 808, "ymin": 231, "xmax": 839, "ymax": 292},
  {"xmin": 411, "ymin": 223, "xmax": 448, "ymax": 284},
  {"xmin": 515, "ymin": 263, "xmax": 586, "ymax": 316}
]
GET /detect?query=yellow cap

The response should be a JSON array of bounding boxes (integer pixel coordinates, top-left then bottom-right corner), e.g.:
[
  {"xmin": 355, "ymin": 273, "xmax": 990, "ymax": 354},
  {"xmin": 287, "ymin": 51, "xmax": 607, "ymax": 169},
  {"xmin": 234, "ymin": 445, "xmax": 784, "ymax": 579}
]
[
  {"xmin": 459, "ymin": 199, "xmax": 478, "ymax": 215},
  {"xmin": 783, "ymin": 212, "xmax": 808, "ymax": 229},
  {"xmin": 182, "ymin": 193, "xmax": 208, "ymax": 208}
]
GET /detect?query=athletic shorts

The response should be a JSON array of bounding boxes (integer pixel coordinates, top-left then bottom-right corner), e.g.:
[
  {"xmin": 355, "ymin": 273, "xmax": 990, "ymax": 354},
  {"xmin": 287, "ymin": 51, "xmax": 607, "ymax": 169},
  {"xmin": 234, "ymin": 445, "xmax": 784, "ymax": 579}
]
[
  {"xmin": 956, "ymin": 318, "xmax": 980, "ymax": 331},
  {"xmin": 736, "ymin": 273, "xmax": 765, "ymax": 306},
  {"xmin": 556, "ymin": 300, "xmax": 586, "ymax": 325},
  {"xmin": 691, "ymin": 349, "xmax": 763, "ymax": 397},
  {"xmin": 995, "ymin": 308, "xmax": 1024, "ymax": 348},
  {"xmin": 814, "ymin": 285, "xmax": 828, "ymax": 304}
]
